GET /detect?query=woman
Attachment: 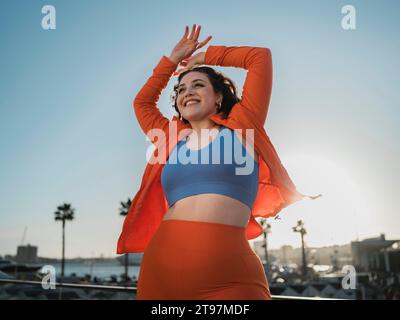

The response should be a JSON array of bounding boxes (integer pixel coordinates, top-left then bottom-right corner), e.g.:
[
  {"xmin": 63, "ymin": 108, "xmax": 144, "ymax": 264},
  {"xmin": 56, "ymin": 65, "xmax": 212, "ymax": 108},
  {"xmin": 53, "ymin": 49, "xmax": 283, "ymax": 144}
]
[{"xmin": 117, "ymin": 24, "xmax": 321, "ymax": 300}]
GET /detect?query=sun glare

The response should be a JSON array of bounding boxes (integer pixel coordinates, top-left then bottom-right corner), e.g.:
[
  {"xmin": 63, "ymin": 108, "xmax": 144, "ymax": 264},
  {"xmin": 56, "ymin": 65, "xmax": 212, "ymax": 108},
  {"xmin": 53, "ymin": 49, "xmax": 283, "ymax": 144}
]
[{"xmin": 261, "ymin": 153, "xmax": 373, "ymax": 249}]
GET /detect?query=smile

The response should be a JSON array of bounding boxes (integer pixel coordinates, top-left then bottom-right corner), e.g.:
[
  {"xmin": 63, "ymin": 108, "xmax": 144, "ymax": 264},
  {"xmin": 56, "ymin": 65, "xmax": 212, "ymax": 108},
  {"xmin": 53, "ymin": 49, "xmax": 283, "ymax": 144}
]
[{"xmin": 184, "ymin": 99, "xmax": 200, "ymax": 107}]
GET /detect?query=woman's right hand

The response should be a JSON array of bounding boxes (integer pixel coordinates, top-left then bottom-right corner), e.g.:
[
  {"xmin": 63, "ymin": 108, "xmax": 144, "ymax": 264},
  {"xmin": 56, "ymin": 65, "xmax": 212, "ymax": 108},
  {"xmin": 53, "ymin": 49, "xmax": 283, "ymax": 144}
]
[{"xmin": 168, "ymin": 24, "xmax": 212, "ymax": 65}]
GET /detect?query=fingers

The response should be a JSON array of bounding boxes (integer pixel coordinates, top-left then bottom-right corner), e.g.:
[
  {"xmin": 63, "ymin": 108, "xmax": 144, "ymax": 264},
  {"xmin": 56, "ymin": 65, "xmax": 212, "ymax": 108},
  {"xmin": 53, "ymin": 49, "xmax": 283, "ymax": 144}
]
[
  {"xmin": 172, "ymin": 70, "xmax": 180, "ymax": 76},
  {"xmin": 173, "ymin": 60, "xmax": 202, "ymax": 76},
  {"xmin": 186, "ymin": 24, "xmax": 210, "ymax": 48},
  {"xmin": 196, "ymin": 35, "xmax": 212, "ymax": 50},
  {"xmin": 194, "ymin": 25, "xmax": 201, "ymax": 41},
  {"xmin": 189, "ymin": 24, "xmax": 196, "ymax": 40},
  {"xmin": 173, "ymin": 68, "xmax": 188, "ymax": 76},
  {"xmin": 182, "ymin": 25, "xmax": 189, "ymax": 39}
]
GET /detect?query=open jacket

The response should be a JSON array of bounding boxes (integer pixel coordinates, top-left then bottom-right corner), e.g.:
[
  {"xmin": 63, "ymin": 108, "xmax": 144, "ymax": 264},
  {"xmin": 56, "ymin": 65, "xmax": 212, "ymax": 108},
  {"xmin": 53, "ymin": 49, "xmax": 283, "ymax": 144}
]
[{"xmin": 117, "ymin": 45, "xmax": 319, "ymax": 254}]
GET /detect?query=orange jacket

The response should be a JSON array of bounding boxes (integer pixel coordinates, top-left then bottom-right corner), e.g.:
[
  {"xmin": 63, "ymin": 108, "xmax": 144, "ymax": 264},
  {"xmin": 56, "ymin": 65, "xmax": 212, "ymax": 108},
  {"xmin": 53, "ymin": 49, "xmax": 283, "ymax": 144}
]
[{"xmin": 117, "ymin": 45, "xmax": 319, "ymax": 254}]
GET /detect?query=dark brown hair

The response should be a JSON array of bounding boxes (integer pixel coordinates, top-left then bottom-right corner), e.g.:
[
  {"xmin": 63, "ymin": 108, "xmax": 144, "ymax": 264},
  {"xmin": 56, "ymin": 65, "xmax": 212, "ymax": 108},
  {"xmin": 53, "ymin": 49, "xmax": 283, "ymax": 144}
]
[{"xmin": 170, "ymin": 66, "xmax": 240, "ymax": 124}]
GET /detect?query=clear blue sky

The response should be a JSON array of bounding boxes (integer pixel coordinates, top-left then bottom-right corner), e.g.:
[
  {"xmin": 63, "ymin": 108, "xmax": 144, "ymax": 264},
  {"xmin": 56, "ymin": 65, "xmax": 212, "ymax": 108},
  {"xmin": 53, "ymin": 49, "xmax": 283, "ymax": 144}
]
[{"xmin": 1, "ymin": 0, "xmax": 399, "ymax": 258}]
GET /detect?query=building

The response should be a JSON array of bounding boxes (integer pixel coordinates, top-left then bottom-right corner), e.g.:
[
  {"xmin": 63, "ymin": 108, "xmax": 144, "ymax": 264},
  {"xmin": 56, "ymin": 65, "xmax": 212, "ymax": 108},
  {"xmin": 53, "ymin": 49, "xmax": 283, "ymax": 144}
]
[
  {"xmin": 351, "ymin": 234, "xmax": 399, "ymax": 272},
  {"xmin": 16, "ymin": 244, "xmax": 38, "ymax": 263},
  {"xmin": 253, "ymin": 242, "xmax": 352, "ymax": 267},
  {"xmin": 380, "ymin": 245, "xmax": 400, "ymax": 273}
]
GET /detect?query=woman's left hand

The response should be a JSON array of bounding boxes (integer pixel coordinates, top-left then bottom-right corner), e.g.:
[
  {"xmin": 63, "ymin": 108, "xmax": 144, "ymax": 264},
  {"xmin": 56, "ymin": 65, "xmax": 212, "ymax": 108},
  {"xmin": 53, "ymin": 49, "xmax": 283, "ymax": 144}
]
[
  {"xmin": 173, "ymin": 52, "xmax": 206, "ymax": 76},
  {"xmin": 180, "ymin": 52, "xmax": 206, "ymax": 68}
]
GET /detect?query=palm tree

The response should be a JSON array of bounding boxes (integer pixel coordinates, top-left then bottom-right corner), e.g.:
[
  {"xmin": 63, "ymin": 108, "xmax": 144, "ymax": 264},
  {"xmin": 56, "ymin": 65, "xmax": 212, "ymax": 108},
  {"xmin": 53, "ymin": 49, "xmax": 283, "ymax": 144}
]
[
  {"xmin": 119, "ymin": 198, "xmax": 132, "ymax": 284},
  {"xmin": 54, "ymin": 203, "xmax": 75, "ymax": 277},
  {"xmin": 292, "ymin": 220, "xmax": 307, "ymax": 280}
]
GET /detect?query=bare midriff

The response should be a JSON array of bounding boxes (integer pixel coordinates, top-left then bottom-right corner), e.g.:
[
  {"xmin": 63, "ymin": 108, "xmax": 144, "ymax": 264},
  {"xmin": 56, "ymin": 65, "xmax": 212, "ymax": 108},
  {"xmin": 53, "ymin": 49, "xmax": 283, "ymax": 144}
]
[
  {"xmin": 162, "ymin": 126, "xmax": 259, "ymax": 228},
  {"xmin": 162, "ymin": 194, "xmax": 252, "ymax": 228}
]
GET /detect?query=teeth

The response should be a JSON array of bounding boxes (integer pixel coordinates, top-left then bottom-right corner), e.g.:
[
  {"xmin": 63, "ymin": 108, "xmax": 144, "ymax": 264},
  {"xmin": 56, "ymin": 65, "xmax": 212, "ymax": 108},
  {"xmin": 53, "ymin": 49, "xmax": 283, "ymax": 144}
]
[{"xmin": 185, "ymin": 100, "xmax": 199, "ymax": 106}]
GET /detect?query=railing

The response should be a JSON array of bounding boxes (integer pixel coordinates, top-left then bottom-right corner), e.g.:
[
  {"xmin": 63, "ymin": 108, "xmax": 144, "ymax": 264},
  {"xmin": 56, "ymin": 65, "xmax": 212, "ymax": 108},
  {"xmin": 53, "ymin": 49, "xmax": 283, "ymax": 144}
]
[
  {"xmin": 0, "ymin": 279, "xmax": 136, "ymax": 293},
  {"xmin": 0, "ymin": 279, "xmax": 344, "ymax": 300}
]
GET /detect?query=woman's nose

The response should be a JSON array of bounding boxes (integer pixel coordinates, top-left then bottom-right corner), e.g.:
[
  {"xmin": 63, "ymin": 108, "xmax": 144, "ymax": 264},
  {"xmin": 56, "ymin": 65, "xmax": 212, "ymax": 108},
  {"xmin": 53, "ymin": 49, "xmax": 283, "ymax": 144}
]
[{"xmin": 183, "ymin": 90, "xmax": 195, "ymax": 98}]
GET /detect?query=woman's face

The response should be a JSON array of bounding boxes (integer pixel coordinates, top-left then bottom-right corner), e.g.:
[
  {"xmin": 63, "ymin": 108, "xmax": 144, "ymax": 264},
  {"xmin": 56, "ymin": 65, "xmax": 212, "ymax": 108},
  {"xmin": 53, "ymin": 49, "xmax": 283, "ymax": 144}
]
[{"xmin": 176, "ymin": 71, "xmax": 222, "ymax": 122}]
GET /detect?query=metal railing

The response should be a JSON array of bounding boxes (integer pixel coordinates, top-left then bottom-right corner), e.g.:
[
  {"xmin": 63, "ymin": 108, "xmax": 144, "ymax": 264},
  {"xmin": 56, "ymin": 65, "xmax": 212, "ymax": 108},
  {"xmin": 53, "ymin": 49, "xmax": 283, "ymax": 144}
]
[
  {"xmin": 0, "ymin": 279, "xmax": 136, "ymax": 293},
  {"xmin": 0, "ymin": 279, "xmax": 343, "ymax": 300}
]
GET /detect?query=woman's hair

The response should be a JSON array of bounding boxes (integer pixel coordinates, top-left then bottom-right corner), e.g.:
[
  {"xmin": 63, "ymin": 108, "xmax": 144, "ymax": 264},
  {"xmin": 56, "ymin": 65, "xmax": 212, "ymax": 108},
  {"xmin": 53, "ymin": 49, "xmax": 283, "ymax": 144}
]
[{"xmin": 170, "ymin": 66, "xmax": 241, "ymax": 124}]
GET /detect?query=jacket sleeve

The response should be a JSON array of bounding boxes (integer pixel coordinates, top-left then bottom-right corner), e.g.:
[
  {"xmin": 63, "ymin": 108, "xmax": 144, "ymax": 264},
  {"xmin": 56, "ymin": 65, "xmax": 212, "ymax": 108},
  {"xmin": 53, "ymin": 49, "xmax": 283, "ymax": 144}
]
[
  {"xmin": 204, "ymin": 45, "xmax": 272, "ymax": 126},
  {"xmin": 133, "ymin": 55, "xmax": 178, "ymax": 143}
]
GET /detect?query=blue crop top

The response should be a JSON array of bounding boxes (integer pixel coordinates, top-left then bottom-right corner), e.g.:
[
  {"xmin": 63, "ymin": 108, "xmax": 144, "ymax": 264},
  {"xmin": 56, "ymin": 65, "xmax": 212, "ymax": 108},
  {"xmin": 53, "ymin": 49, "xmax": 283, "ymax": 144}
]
[{"xmin": 161, "ymin": 126, "xmax": 259, "ymax": 210}]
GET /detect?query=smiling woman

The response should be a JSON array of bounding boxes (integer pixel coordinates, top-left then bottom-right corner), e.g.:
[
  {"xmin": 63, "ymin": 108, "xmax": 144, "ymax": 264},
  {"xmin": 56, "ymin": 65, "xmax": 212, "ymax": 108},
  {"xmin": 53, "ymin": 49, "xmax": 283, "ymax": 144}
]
[
  {"xmin": 170, "ymin": 67, "xmax": 240, "ymax": 126},
  {"xmin": 118, "ymin": 24, "xmax": 321, "ymax": 300}
]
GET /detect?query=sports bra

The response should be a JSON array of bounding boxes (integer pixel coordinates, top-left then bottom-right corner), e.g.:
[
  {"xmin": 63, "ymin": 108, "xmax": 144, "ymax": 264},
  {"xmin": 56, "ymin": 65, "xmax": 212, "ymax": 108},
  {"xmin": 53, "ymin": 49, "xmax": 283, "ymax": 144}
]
[{"xmin": 161, "ymin": 126, "xmax": 259, "ymax": 210}]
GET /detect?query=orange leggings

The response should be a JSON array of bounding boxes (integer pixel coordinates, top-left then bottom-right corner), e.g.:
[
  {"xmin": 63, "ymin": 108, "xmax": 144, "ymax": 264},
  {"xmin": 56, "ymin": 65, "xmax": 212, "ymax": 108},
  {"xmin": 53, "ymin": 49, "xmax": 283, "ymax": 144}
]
[{"xmin": 136, "ymin": 219, "xmax": 271, "ymax": 300}]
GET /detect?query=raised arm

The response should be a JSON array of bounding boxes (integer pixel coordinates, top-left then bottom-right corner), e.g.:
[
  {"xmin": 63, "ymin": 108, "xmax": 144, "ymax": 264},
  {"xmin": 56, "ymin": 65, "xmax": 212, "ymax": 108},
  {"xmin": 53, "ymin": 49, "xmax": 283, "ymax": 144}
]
[
  {"xmin": 204, "ymin": 45, "xmax": 272, "ymax": 126},
  {"xmin": 133, "ymin": 56, "xmax": 177, "ymax": 143},
  {"xmin": 133, "ymin": 25, "xmax": 212, "ymax": 144}
]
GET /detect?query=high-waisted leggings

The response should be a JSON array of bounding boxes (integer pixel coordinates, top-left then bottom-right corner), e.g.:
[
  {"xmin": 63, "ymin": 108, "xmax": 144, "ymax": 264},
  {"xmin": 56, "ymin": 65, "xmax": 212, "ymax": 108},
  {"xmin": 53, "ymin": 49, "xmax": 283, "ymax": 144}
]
[{"xmin": 136, "ymin": 219, "xmax": 271, "ymax": 300}]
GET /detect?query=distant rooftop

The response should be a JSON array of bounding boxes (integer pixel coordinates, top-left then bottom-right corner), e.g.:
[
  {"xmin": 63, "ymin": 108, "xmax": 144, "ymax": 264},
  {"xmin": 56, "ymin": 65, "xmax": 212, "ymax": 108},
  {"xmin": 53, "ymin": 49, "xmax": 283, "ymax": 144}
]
[{"xmin": 351, "ymin": 233, "xmax": 399, "ymax": 249}]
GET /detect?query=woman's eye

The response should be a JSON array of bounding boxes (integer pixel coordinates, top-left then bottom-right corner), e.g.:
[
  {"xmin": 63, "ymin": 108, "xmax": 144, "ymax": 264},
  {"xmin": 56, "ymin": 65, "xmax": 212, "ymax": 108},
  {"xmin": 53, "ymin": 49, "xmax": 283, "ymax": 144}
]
[{"xmin": 178, "ymin": 83, "xmax": 202, "ymax": 94}]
